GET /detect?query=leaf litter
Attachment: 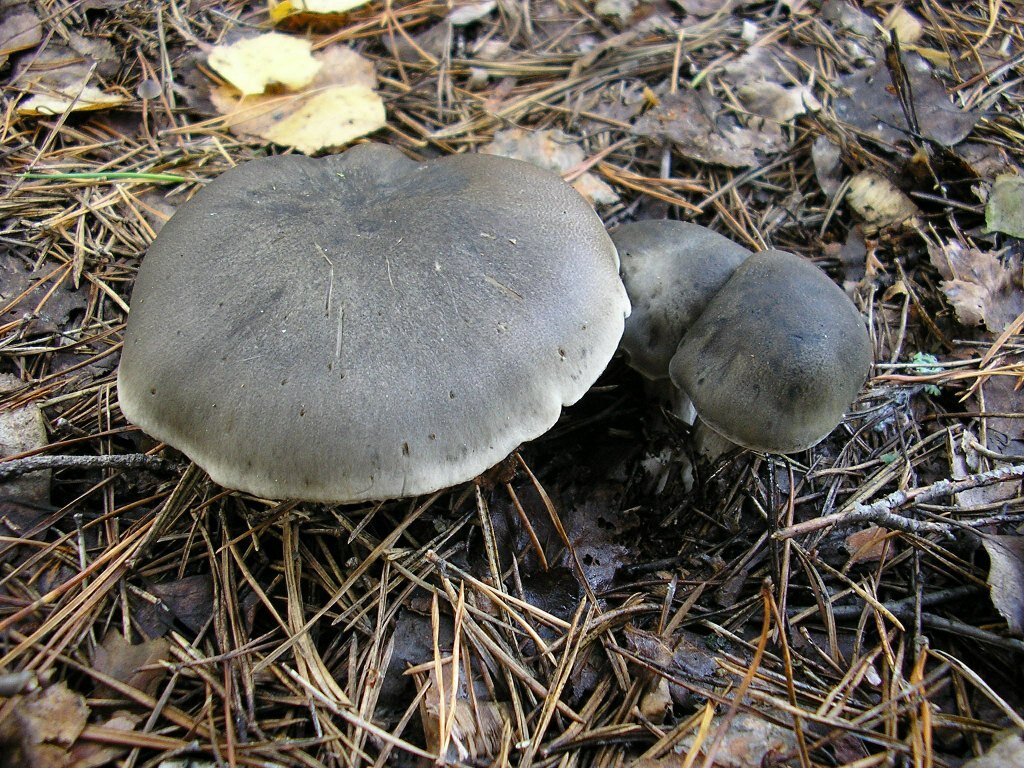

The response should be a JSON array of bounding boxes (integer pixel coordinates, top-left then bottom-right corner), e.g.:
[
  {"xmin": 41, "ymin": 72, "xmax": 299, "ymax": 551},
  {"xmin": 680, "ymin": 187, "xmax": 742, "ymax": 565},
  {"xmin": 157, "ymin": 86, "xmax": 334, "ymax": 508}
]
[{"xmin": 2, "ymin": 0, "xmax": 1024, "ymax": 765}]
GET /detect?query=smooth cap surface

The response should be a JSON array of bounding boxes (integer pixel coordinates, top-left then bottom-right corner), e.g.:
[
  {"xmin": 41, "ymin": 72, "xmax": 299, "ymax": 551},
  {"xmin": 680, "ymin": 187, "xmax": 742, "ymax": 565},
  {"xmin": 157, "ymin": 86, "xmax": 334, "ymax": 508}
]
[
  {"xmin": 669, "ymin": 250, "xmax": 872, "ymax": 453},
  {"xmin": 118, "ymin": 143, "xmax": 629, "ymax": 502},
  {"xmin": 613, "ymin": 221, "xmax": 750, "ymax": 379}
]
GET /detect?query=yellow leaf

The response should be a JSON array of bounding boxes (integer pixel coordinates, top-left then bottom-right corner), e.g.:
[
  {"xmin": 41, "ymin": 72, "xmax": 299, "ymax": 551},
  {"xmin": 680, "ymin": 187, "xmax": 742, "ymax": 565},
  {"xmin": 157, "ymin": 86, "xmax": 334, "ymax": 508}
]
[
  {"xmin": 18, "ymin": 83, "xmax": 127, "ymax": 115},
  {"xmin": 207, "ymin": 33, "xmax": 321, "ymax": 96},
  {"xmin": 269, "ymin": 0, "xmax": 371, "ymax": 23},
  {"xmin": 264, "ymin": 85, "xmax": 385, "ymax": 154},
  {"xmin": 209, "ymin": 44, "xmax": 384, "ymax": 154}
]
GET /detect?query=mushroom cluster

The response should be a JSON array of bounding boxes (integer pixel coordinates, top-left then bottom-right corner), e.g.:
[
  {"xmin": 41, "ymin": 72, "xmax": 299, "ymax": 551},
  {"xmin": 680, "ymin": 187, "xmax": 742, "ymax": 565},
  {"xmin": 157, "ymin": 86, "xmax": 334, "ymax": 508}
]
[
  {"xmin": 613, "ymin": 221, "xmax": 872, "ymax": 454},
  {"xmin": 118, "ymin": 143, "xmax": 630, "ymax": 503}
]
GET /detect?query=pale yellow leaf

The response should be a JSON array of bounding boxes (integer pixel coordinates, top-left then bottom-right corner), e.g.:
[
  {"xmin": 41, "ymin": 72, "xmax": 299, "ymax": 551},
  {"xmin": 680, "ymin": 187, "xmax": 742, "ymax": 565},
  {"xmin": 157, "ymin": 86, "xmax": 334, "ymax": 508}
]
[
  {"xmin": 269, "ymin": 0, "xmax": 370, "ymax": 23},
  {"xmin": 264, "ymin": 85, "xmax": 385, "ymax": 154},
  {"xmin": 17, "ymin": 83, "xmax": 127, "ymax": 116},
  {"xmin": 207, "ymin": 33, "xmax": 321, "ymax": 96}
]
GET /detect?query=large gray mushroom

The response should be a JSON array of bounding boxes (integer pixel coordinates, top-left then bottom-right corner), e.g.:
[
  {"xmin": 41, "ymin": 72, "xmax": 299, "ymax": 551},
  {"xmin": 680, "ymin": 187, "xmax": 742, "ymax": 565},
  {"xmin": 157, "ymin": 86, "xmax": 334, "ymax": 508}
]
[
  {"xmin": 613, "ymin": 220, "xmax": 751, "ymax": 380},
  {"xmin": 669, "ymin": 249, "xmax": 872, "ymax": 454},
  {"xmin": 118, "ymin": 143, "xmax": 630, "ymax": 502}
]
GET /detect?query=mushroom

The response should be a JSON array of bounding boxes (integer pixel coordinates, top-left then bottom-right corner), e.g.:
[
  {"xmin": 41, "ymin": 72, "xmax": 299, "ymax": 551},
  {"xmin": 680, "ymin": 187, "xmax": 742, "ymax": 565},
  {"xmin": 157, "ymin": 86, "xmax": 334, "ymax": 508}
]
[
  {"xmin": 612, "ymin": 220, "xmax": 751, "ymax": 380},
  {"xmin": 117, "ymin": 143, "xmax": 630, "ymax": 502},
  {"xmin": 668, "ymin": 249, "xmax": 872, "ymax": 454}
]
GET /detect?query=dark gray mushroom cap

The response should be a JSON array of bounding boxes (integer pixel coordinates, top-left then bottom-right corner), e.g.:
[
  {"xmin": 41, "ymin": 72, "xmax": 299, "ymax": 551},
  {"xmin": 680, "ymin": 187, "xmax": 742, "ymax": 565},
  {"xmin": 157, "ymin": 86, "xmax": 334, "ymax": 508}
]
[
  {"xmin": 669, "ymin": 250, "xmax": 872, "ymax": 454},
  {"xmin": 118, "ymin": 143, "xmax": 629, "ymax": 502},
  {"xmin": 612, "ymin": 221, "xmax": 750, "ymax": 379}
]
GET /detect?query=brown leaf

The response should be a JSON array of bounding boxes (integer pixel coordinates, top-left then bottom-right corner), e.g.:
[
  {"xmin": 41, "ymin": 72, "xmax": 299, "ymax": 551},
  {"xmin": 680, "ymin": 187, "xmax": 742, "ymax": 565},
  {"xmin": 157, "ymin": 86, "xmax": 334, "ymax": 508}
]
[
  {"xmin": 983, "ymin": 536, "xmax": 1024, "ymax": 636},
  {"xmin": 66, "ymin": 712, "xmax": 140, "ymax": 768},
  {"xmin": 978, "ymin": 375, "xmax": 1024, "ymax": 459},
  {"xmin": 633, "ymin": 90, "xmax": 784, "ymax": 168},
  {"xmin": 835, "ymin": 53, "xmax": 979, "ymax": 147},
  {"xmin": 845, "ymin": 525, "xmax": 892, "ymax": 565},
  {"xmin": 632, "ymin": 712, "xmax": 797, "ymax": 768},
  {"xmin": 150, "ymin": 574, "xmax": 214, "ymax": 634},
  {"xmin": 93, "ymin": 632, "xmax": 170, "ymax": 698},
  {"xmin": 0, "ymin": 682, "xmax": 89, "ymax": 768},
  {"xmin": 927, "ymin": 241, "xmax": 1024, "ymax": 332},
  {"xmin": 416, "ymin": 667, "xmax": 508, "ymax": 764}
]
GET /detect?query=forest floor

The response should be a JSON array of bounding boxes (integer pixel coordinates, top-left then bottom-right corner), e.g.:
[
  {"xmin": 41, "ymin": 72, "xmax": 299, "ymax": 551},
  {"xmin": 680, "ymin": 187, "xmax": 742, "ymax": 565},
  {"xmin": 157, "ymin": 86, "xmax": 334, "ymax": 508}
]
[{"xmin": 2, "ymin": 0, "xmax": 1024, "ymax": 765}]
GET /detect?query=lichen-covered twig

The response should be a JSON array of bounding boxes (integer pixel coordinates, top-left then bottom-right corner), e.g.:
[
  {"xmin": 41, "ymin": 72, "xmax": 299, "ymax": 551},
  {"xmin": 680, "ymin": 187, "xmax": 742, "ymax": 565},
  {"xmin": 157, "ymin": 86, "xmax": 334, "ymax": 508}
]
[
  {"xmin": 775, "ymin": 463, "xmax": 1024, "ymax": 539},
  {"xmin": 0, "ymin": 454, "xmax": 172, "ymax": 482}
]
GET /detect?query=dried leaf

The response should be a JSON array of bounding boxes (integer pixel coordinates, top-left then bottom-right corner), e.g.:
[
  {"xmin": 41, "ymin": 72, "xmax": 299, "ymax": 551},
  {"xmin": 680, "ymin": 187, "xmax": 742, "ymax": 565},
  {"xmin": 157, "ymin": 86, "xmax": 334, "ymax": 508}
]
[
  {"xmin": 845, "ymin": 525, "xmax": 892, "ymax": 565},
  {"xmin": 209, "ymin": 43, "xmax": 385, "ymax": 154},
  {"xmin": 670, "ymin": 0, "xmax": 730, "ymax": 16},
  {"xmin": 481, "ymin": 128, "xmax": 618, "ymax": 206},
  {"xmin": 17, "ymin": 82, "xmax": 127, "ymax": 116},
  {"xmin": 982, "ymin": 536, "xmax": 1024, "ymax": 636},
  {"xmin": 835, "ymin": 54, "xmax": 979, "ymax": 147},
  {"xmin": 927, "ymin": 241, "xmax": 1024, "ymax": 332},
  {"xmin": 416, "ymin": 667, "xmax": 508, "ymax": 764},
  {"xmin": 812, "ymin": 135, "xmax": 844, "ymax": 197},
  {"xmin": 633, "ymin": 712, "xmax": 797, "ymax": 768},
  {"xmin": 13, "ymin": 34, "xmax": 125, "ymax": 115},
  {"xmin": 977, "ymin": 375, "xmax": 1024, "ymax": 458},
  {"xmin": 846, "ymin": 171, "xmax": 919, "ymax": 229},
  {"xmin": 986, "ymin": 174, "xmax": 1024, "ymax": 239},
  {"xmin": 208, "ymin": 33, "xmax": 321, "ymax": 96},
  {"xmin": 66, "ymin": 712, "xmax": 140, "ymax": 768},
  {"xmin": 0, "ymin": 4, "xmax": 42, "ymax": 62},
  {"xmin": 0, "ymin": 373, "xmax": 50, "ymax": 506},
  {"xmin": 269, "ymin": 0, "xmax": 371, "ymax": 24},
  {"xmin": 633, "ymin": 90, "xmax": 784, "ymax": 168},
  {"xmin": 0, "ymin": 682, "xmax": 89, "ymax": 768},
  {"xmin": 93, "ymin": 632, "xmax": 170, "ymax": 698},
  {"xmin": 882, "ymin": 6, "xmax": 924, "ymax": 45},
  {"xmin": 150, "ymin": 574, "xmax": 214, "ymax": 634},
  {"xmin": 950, "ymin": 428, "xmax": 1020, "ymax": 507},
  {"xmin": 963, "ymin": 732, "xmax": 1024, "ymax": 768},
  {"xmin": 447, "ymin": 0, "xmax": 497, "ymax": 25}
]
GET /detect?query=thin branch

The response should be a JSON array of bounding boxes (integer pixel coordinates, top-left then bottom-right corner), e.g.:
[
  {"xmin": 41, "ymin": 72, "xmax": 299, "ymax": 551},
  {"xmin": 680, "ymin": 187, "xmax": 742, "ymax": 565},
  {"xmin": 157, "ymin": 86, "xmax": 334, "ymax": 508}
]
[
  {"xmin": 0, "ymin": 454, "xmax": 172, "ymax": 482},
  {"xmin": 775, "ymin": 463, "xmax": 1024, "ymax": 539}
]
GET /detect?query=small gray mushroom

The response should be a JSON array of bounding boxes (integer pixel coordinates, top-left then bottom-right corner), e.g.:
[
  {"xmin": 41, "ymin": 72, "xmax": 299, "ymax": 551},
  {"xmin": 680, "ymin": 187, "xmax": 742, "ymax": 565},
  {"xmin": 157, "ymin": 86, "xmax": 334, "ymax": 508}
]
[
  {"xmin": 118, "ymin": 143, "xmax": 630, "ymax": 502},
  {"xmin": 612, "ymin": 220, "xmax": 751, "ymax": 380},
  {"xmin": 669, "ymin": 249, "xmax": 872, "ymax": 454}
]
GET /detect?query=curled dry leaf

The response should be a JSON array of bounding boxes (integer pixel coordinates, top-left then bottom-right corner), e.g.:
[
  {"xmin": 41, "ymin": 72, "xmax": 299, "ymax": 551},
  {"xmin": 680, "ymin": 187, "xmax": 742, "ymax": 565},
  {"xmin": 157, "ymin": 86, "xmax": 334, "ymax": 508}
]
[
  {"xmin": 209, "ymin": 41, "xmax": 385, "ymax": 154},
  {"xmin": 845, "ymin": 171, "xmax": 918, "ymax": 230},
  {"xmin": 13, "ymin": 34, "xmax": 125, "ymax": 116},
  {"xmin": 982, "ymin": 536, "xmax": 1024, "ymax": 637},
  {"xmin": 927, "ymin": 240, "xmax": 1024, "ymax": 332},
  {"xmin": 415, "ymin": 667, "xmax": 507, "ymax": 764},
  {"xmin": 633, "ymin": 89, "xmax": 784, "ymax": 169},
  {"xmin": 481, "ymin": 128, "xmax": 619, "ymax": 206}
]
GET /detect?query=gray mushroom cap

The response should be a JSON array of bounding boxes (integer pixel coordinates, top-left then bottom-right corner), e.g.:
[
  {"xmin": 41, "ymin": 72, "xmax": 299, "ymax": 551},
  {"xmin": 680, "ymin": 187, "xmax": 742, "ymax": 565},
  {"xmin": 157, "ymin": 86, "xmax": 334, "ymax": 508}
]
[
  {"xmin": 118, "ymin": 143, "xmax": 630, "ymax": 502},
  {"xmin": 612, "ymin": 221, "xmax": 751, "ymax": 380},
  {"xmin": 669, "ymin": 249, "xmax": 872, "ymax": 454}
]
